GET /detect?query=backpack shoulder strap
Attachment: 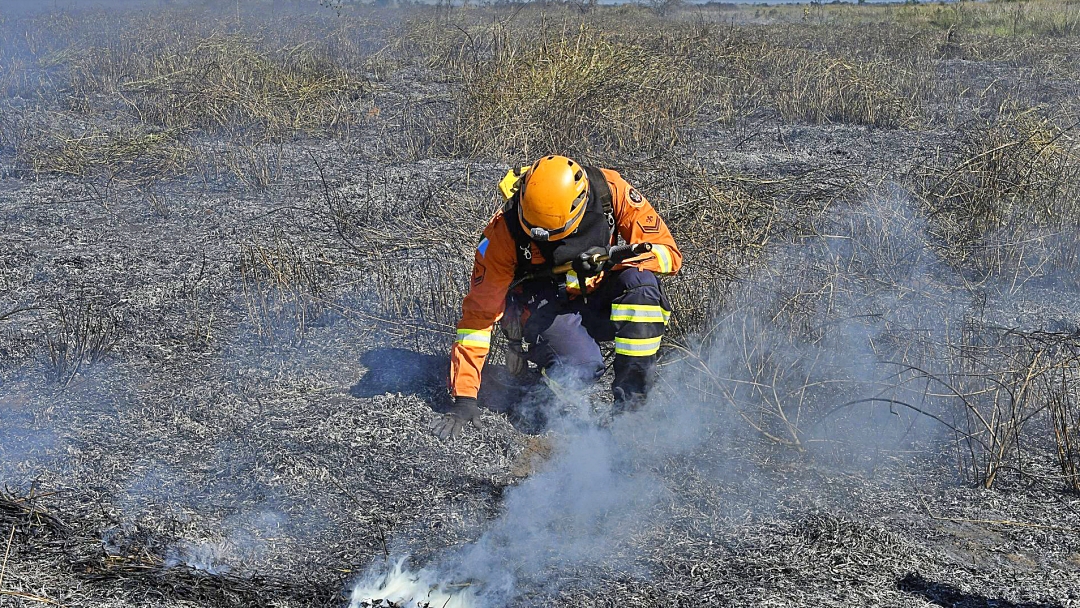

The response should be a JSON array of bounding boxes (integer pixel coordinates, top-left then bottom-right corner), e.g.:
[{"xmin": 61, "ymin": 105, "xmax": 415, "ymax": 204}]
[
  {"xmin": 502, "ymin": 194, "xmax": 536, "ymax": 270},
  {"xmin": 499, "ymin": 165, "xmax": 538, "ymax": 269},
  {"xmin": 584, "ymin": 166, "xmax": 615, "ymax": 242}
]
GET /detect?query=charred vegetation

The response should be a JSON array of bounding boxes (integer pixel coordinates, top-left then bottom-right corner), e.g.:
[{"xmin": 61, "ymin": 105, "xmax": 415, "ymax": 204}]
[{"xmin": 0, "ymin": 1, "xmax": 1079, "ymax": 607}]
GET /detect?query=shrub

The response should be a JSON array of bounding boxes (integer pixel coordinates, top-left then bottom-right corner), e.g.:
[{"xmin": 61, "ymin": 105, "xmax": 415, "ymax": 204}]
[{"xmin": 918, "ymin": 108, "xmax": 1080, "ymax": 279}]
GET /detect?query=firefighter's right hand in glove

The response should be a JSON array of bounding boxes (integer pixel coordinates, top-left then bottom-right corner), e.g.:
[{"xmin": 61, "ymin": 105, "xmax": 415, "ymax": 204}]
[
  {"xmin": 571, "ymin": 246, "xmax": 609, "ymax": 278},
  {"xmin": 430, "ymin": 396, "xmax": 482, "ymax": 441}
]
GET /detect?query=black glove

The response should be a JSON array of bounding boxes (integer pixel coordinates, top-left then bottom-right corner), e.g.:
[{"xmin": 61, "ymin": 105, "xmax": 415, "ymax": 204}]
[
  {"xmin": 571, "ymin": 246, "xmax": 610, "ymax": 278},
  {"xmin": 430, "ymin": 397, "xmax": 482, "ymax": 441}
]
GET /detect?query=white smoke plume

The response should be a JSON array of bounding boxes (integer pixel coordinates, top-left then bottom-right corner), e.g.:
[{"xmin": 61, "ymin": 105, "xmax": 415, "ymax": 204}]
[
  {"xmin": 351, "ymin": 557, "xmax": 478, "ymax": 608},
  {"xmin": 351, "ymin": 416, "xmax": 673, "ymax": 607}
]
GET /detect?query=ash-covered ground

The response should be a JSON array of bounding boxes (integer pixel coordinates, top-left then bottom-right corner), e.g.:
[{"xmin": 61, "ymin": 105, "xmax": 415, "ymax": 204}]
[{"xmin": 2, "ymin": 3, "xmax": 1080, "ymax": 607}]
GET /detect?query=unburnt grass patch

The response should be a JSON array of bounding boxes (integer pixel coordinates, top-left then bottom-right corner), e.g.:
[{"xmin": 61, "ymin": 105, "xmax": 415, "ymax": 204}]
[{"xmin": 391, "ymin": 10, "xmax": 936, "ymax": 161}]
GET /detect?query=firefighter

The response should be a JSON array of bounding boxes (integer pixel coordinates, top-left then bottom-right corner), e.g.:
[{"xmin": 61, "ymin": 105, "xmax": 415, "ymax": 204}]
[{"xmin": 431, "ymin": 155, "xmax": 682, "ymax": 440}]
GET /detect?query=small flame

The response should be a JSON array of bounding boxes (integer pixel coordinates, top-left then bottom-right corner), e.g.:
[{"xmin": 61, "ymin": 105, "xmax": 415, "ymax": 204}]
[{"xmin": 349, "ymin": 557, "xmax": 478, "ymax": 608}]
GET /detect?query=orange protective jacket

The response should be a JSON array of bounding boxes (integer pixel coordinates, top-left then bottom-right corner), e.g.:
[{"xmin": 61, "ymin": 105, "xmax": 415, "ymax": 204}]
[{"xmin": 449, "ymin": 168, "xmax": 682, "ymax": 398}]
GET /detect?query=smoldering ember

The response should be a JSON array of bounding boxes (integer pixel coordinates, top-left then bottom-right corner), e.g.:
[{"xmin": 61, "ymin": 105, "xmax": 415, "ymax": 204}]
[{"xmin": 1, "ymin": 0, "xmax": 1079, "ymax": 606}]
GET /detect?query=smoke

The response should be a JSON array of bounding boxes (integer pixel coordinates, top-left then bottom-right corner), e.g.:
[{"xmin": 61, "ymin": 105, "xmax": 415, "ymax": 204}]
[
  {"xmin": 351, "ymin": 419, "xmax": 672, "ymax": 607},
  {"xmin": 0, "ymin": 401, "xmax": 58, "ymax": 483},
  {"xmin": 164, "ymin": 509, "xmax": 286, "ymax": 574},
  {"xmin": 349, "ymin": 186, "xmax": 1080, "ymax": 606},
  {"xmin": 352, "ymin": 557, "xmax": 478, "ymax": 608},
  {"xmin": 102, "ymin": 458, "xmax": 297, "ymax": 575}
]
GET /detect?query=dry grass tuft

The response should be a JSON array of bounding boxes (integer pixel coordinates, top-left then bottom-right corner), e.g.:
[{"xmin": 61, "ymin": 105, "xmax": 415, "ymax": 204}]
[
  {"xmin": 390, "ymin": 11, "xmax": 932, "ymax": 160},
  {"xmin": 39, "ymin": 299, "xmax": 122, "ymax": 386},
  {"xmin": 918, "ymin": 108, "xmax": 1080, "ymax": 279},
  {"xmin": 740, "ymin": 40, "xmax": 921, "ymax": 128},
  {"xmin": 24, "ymin": 127, "xmax": 192, "ymax": 184},
  {"xmin": 928, "ymin": 0, "xmax": 1080, "ymax": 38},
  {"xmin": 3, "ymin": 9, "xmax": 381, "ymax": 186},
  {"xmin": 239, "ymin": 238, "xmax": 335, "ymax": 345},
  {"xmin": 70, "ymin": 31, "xmax": 367, "ymax": 139}
]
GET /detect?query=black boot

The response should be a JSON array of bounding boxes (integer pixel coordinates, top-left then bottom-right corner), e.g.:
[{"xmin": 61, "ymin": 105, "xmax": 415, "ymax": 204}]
[{"xmin": 612, "ymin": 386, "xmax": 647, "ymax": 414}]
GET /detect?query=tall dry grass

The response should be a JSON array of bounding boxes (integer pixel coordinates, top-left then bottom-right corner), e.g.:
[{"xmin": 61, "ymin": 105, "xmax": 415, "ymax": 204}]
[
  {"xmin": 1, "ymin": 8, "xmax": 384, "ymax": 186},
  {"xmin": 918, "ymin": 107, "xmax": 1080, "ymax": 281},
  {"xmin": 388, "ymin": 9, "xmax": 937, "ymax": 160},
  {"xmin": 4, "ymin": 1, "xmax": 1075, "ymax": 178}
]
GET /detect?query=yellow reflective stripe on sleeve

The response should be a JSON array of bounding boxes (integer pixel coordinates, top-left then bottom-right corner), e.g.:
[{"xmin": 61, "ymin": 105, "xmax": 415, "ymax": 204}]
[
  {"xmin": 610, "ymin": 304, "xmax": 670, "ymax": 324},
  {"xmin": 653, "ymin": 244, "xmax": 673, "ymax": 274},
  {"xmin": 565, "ymin": 270, "xmax": 581, "ymax": 291},
  {"xmin": 456, "ymin": 329, "xmax": 491, "ymax": 348},
  {"xmin": 614, "ymin": 336, "xmax": 662, "ymax": 356}
]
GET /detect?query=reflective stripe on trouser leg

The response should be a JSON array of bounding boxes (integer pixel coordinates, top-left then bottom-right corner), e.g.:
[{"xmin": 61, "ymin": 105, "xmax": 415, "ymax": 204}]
[
  {"xmin": 614, "ymin": 336, "xmax": 662, "ymax": 356},
  {"xmin": 613, "ymin": 318, "xmax": 663, "ymax": 394},
  {"xmin": 605, "ymin": 270, "xmax": 670, "ymax": 397},
  {"xmin": 610, "ymin": 303, "xmax": 670, "ymax": 324}
]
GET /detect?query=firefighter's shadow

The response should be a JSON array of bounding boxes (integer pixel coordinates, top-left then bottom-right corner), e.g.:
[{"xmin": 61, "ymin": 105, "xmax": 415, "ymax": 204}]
[
  {"xmin": 349, "ymin": 347, "xmax": 553, "ymax": 432},
  {"xmin": 350, "ymin": 348, "xmax": 446, "ymax": 399},
  {"xmin": 478, "ymin": 366, "xmax": 551, "ymax": 435},
  {"xmin": 897, "ymin": 573, "xmax": 1062, "ymax": 608}
]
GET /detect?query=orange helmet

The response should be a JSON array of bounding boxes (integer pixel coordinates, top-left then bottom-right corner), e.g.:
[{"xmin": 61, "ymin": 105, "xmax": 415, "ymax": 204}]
[{"xmin": 518, "ymin": 155, "xmax": 589, "ymax": 241}]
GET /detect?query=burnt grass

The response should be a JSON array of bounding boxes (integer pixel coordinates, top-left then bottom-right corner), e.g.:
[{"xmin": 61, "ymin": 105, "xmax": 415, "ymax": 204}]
[{"xmin": 1, "ymin": 1, "xmax": 1080, "ymax": 607}]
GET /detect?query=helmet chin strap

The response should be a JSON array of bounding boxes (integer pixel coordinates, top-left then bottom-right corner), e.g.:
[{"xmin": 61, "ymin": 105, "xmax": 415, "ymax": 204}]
[{"xmin": 530, "ymin": 227, "xmax": 551, "ymax": 241}]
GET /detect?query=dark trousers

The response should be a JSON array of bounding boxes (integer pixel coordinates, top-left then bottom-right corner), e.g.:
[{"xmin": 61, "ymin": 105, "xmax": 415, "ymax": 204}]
[{"xmin": 511, "ymin": 269, "xmax": 671, "ymax": 397}]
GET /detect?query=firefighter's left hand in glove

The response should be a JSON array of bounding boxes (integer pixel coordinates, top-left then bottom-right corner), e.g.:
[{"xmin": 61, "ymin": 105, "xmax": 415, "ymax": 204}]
[
  {"xmin": 430, "ymin": 396, "xmax": 482, "ymax": 441},
  {"xmin": 571, "ymin": 246, "xmax": 609, "ymax": 278}
]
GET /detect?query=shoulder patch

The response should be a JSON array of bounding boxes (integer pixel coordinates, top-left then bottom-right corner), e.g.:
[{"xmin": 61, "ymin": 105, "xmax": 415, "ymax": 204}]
[
  {"xmin": 628, "ymin": 188, "xmax": 644, "ymax": 207},
  {"xmin": 477, "ymin": 237, "xmax": 490, "ymax": 257}
]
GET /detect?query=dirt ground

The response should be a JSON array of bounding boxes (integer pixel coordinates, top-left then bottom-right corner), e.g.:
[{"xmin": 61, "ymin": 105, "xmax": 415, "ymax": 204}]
[{"xmin": 2, "ymin": 2, "xmax": 1080, "ymax": 607}]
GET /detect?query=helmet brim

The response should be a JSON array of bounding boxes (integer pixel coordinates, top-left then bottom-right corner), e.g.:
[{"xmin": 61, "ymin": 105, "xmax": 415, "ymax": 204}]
[{"xmin": 518, "ymin": 189, "xmax": 588, "ymax": 241}]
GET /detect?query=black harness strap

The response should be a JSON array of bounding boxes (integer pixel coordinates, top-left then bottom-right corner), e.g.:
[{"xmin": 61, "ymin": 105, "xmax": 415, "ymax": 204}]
[{"xmin": 583, "ymin": 165, "xmax": 615, "ymax": 235}]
